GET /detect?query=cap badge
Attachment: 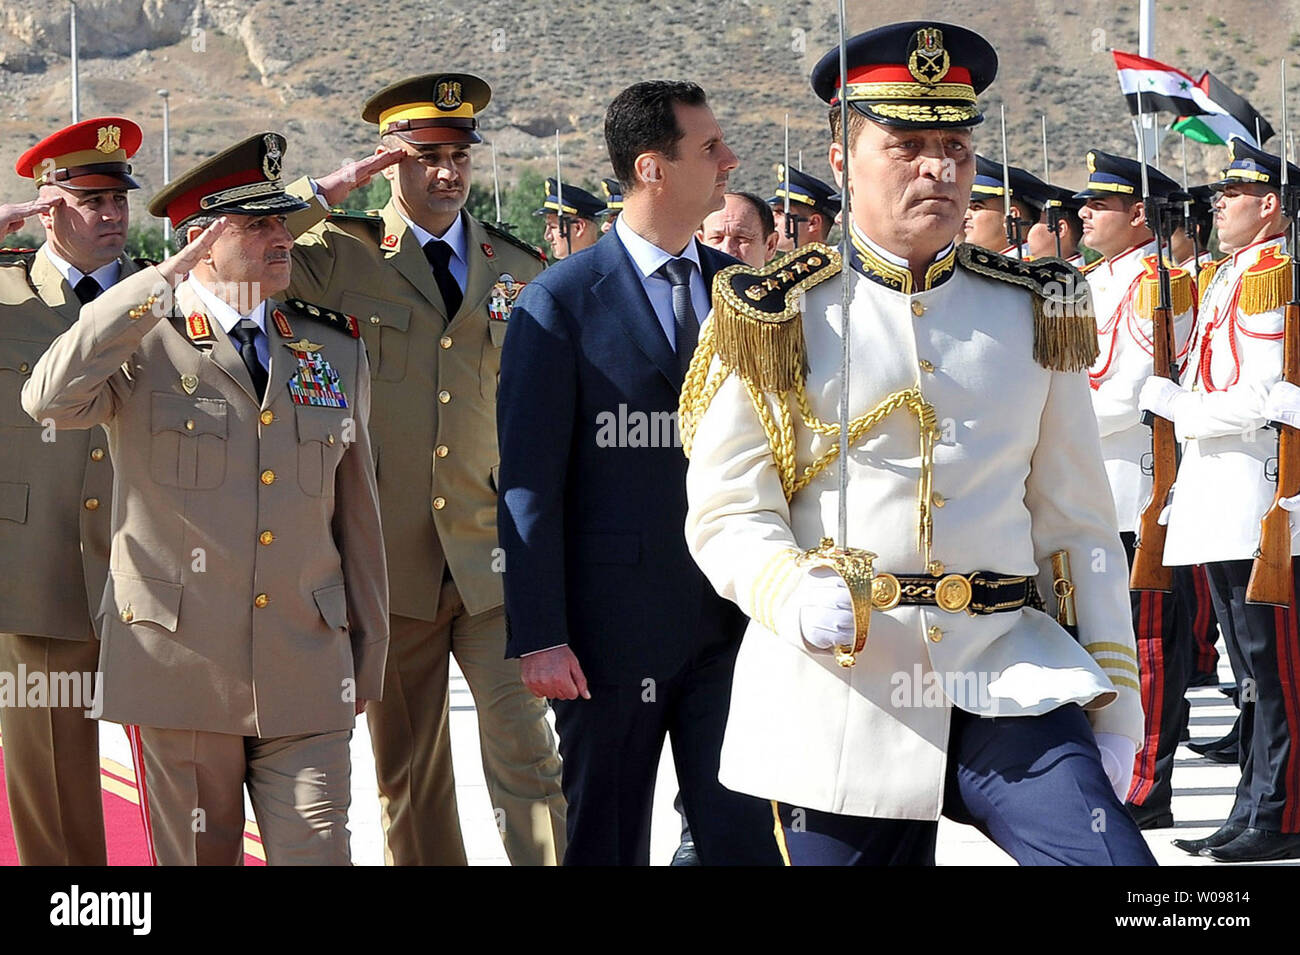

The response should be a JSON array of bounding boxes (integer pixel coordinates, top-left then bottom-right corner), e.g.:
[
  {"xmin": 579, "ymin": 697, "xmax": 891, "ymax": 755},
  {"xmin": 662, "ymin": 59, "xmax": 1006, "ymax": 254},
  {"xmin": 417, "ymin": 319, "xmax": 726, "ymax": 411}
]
[
  {"xmin": 262, "ymin": 134, "xmax": 283, "ymax": 180},
  {"xmin": 180, "ymin": 373, "xmax": 199, "ymax": 395},
  {"xmin": 908, "ymin": 27, "xmax": 950, "ymax": 86},
  {"xmin": 436, "ymin": 79, "xmax": 464, "ymax": 111},
  {"xmin": 1087, "ymin": 152, "xmax": 1097, "ymax": 174},
  {"xmin": 96, "ymin": 125, "xmax": 121, "ymax": 154},
  {"xmin": 1227, "ymin": 140, "xmax": 1238, "ymax": 161}
]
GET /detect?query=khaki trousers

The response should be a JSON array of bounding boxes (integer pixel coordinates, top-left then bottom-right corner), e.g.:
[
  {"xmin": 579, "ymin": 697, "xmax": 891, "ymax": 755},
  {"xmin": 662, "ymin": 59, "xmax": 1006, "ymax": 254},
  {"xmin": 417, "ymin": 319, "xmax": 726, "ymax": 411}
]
[
  {"xmin": 366, "ymin": 574, "xmax": 565, "ymax": 865},
  {"xmin": 135, "ymin": 725, "xmax": 352, "ymax": 865},
  {"xmin": 0, "ymin": 629, "xmax": 106, "ymax": 865}
]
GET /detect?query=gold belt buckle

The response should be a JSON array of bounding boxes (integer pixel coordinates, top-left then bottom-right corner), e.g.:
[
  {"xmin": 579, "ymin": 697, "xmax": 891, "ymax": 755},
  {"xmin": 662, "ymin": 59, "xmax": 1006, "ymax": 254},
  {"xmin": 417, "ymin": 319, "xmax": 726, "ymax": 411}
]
[
  {"xmin": 872, "ymin": 573, "xmax": 901, "ymax": 611},
  {"xmin": 934, "ymin": 573, "xmax": 973, "ymax": 613}
]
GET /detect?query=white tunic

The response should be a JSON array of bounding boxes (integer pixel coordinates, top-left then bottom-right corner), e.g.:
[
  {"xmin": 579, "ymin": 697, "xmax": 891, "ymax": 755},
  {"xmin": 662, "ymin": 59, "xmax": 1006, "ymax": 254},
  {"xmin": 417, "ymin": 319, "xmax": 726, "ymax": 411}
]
[
  {"xmin": 684, "ymin": 242, "xmax": 1143, "ymax": 819},
  {"xmin": 1084, "ymin": 241, "xmax": 1194, "ymax": 532},
  {"xmin": 1164, "ymin": 234, "xmax": 1296, "ymax": 565}
]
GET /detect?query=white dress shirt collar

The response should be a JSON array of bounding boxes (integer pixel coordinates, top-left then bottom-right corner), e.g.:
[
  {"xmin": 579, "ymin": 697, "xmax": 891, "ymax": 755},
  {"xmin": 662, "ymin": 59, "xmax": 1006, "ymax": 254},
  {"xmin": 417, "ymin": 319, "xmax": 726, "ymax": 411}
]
[
  {"xmin": 41, "ymin": 243, "xmax": 121, "ymax": 292},
  {"xmin": 615, "ymin": 214, "xmax": 703, "ymax": 279},
  {"xmin": 397, "ymin": 207, "xmax": 468, "ymax": 269},
  {"xmin": 185, "ymin": 275, "xmax": 267, "ymax": 335}
]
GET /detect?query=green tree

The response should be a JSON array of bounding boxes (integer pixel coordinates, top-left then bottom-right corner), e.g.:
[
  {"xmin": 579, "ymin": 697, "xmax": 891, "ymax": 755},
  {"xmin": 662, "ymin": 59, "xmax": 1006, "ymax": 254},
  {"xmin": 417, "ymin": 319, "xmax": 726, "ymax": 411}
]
[
  {"xmin": 3, "ymin": 230, "xmax": 40, "ymax": 250},
  {"xmin": 125, "ymin": 223, "xmax": 169, "ymax": 262},
  {"xmin": 335, "ymin": 176, "xmax": 391, "ymax": 213}
]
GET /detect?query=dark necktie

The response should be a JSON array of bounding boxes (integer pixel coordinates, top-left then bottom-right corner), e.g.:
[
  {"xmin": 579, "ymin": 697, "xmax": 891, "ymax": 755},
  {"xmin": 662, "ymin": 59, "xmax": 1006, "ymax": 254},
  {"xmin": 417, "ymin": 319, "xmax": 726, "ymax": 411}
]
[
  {"xmin": 73, "ymin": 275, "xmax": 101, "ymax": 305},
  {"xmin": 423, "ymin": 239, "xmax": 464, "ymax": 318},
  {"xmin": 662, "ymin": 256, "xmax": 698, "ymax": 380},
  {"xmin": 228, "ymin": 320, "xmax": 268, "ymax": 402}
]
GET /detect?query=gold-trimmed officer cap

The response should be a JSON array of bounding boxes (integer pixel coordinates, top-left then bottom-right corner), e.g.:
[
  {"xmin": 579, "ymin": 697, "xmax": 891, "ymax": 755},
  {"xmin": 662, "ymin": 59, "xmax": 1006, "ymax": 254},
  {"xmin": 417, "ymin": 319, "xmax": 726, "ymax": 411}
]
[
  {"xmin": 1210, "ymin": 136, "xmax": 1300, "ymax": 191},
  {"xmin": 15, "ymin": 117, "xmax": 143, "ymax": 191},
  {"xmin": 810, "ymin": 21, "xmax": 997, "ymax": 129},
  {"xmin": 363, "ymin": 73, "xmax": 491, "ymax": 145},
  {"xmin": 533, "ymin": 178, "xmax": 605, "ymax": 220},
  {"xmin": 147, "ymin": 132, "xmax": 309, "ymax": 229}
]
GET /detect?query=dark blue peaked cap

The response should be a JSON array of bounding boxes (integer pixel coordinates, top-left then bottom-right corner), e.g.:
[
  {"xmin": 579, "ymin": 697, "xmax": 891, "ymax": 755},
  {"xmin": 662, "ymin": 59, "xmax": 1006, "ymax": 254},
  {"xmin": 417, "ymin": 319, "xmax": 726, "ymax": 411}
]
[
  {"xmin": 1211, "ymin": 136, "xmax": 1300, "ymax": 190},
  {"xmin": 971, "ymin": 155, "xmax": 1054, "ymax": 211},
  {"xmin": 1074, "ymin": 150, "xmax": 1184, "ymax": 201},
  {"xmin": 533, "ymin": 178, "xmax": 605, "ymax": 220},
  {"xmin": 768, "ymin": 164, "xmax": 839, "ymax": 219},
  {"xmin": 810, "ymin": 21, "xmax": 997, "ymax": 128}
]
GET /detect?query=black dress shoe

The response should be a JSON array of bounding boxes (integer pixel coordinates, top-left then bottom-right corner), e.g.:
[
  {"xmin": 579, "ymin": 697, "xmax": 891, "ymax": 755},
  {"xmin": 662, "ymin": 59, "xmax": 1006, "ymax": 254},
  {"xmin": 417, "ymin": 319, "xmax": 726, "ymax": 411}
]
[
  {"xmin": 1172, "ymin": 824, "xmax": 1245, "ymax": 855},
  {"xmin": 670, "ymin": 840, "xmax": 700, "ymax": 866},
  {"xmin": 1127, "ymin": 802, "xmax": 1174, "ymax": 830},
  {"xmin": 1204, "ymin": 828, "xmax": 1300, "ymax": 863}
]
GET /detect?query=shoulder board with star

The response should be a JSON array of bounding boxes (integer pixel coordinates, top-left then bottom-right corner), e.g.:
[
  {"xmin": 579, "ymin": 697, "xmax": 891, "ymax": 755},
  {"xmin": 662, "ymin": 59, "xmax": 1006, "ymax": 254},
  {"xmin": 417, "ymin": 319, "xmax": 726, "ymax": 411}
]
[
  {"xmin": 706, "ymin": 242, "xmax": 840, "ymax": 394},
  {"xmin": 957, "ymin": 245, "xmax": 1098, "ymax": 372},
  {"xmin": 1133, "ymin": 255, "xmax": 1194, "ymax": 320},
  {"xmin": 284, "ymin": 297, "xmax": 361, "ymax": 338},
  {"xmin": 325, "ymin": 208, "xmax": 384, "ymax": 227},
  {"xmin": 1238, "ymin": 245, "xmax": 1291, "ymax": 316},
  {"xmin": 481, "ymin": 219, "xmax": 547, "ymax": 265}
]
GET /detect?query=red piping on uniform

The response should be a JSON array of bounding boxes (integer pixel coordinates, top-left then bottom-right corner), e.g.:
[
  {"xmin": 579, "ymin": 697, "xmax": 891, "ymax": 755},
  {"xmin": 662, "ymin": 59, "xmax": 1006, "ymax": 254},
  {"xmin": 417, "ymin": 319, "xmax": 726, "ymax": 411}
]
[{"xmin": 126, "ymin": 725, "xmax": 158, "ymax": 866}]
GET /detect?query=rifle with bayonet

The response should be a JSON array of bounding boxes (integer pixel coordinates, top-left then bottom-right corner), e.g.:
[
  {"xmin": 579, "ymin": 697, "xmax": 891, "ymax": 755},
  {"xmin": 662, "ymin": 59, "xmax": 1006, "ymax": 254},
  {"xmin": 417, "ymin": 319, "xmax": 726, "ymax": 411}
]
[
  {"xmin": 1130, "ymin": 92, "xmax": 1179, "ymax": 593},
  {"xmin": 1247, "ymin": 60, "xmax": 1300, "ymax": 606},
  {"xmin": 781, "ymin": 116, "xmax": 806, "ymax": 248},
  {"xmin": 554, "ymin": 130, "xmax": 572, "ymax": 258},
  {"xmin": 1042, "ymin": 115, "xmax": 1064, "ymax": 258},
  {"xmin": 1000, "ymin": 105, "xmax": 1023, "ymax": 259}
]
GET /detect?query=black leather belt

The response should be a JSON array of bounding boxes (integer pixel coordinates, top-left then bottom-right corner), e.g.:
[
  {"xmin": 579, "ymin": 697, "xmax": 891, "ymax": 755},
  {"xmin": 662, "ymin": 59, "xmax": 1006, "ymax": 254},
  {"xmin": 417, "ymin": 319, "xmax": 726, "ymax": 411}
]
[{"xmin": 870, "ymin": 571, "xmax": 1043, "ymax": 615}]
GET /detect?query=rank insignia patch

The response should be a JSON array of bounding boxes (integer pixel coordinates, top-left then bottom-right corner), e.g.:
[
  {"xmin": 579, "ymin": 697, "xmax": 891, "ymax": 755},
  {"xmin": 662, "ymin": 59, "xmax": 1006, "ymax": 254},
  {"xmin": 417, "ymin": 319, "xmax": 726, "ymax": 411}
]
[
  {"xmin": 482, "ymin": 242, "xmax": 495, "ymax": 258},
  {"xmin": 488, "ymin": 273, "xmax": 525, "ymax": 322},
  {"xmin": 271, "ymin": 308, "xmax": 293, "ymax": 339},
  {"xmin": 382, "ymin": 233, "xmax": 399, "ymax": 249},
  {"xmin": 285, "ymin": 343, "xmax": 348, "ymax": 408},
  {"xmin": 186, "ymin": 312, "xmax": 215, "ymax": 343}
]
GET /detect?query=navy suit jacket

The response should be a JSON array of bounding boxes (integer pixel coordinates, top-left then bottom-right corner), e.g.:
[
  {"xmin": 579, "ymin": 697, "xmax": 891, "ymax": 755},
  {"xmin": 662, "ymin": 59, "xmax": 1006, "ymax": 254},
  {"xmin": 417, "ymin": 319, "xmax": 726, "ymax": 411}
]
[{"xmin": 497, "ymin": 228, "xmax": 745, "ymax": 685}]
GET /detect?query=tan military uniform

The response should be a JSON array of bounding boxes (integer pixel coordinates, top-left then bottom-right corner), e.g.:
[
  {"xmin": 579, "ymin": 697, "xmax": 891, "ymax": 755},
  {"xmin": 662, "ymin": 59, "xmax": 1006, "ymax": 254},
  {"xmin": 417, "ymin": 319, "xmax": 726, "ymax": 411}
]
[
  {"xmin": 0, "ymin": 247, "xmax": 140, "ymax": 865},
  {"xmin": 286, "ymin": 187, "xmax": 566, "ymax": 865},
  {"xmin": 20, "ymin": 267, "xmax": 389, "ymax": 864}
]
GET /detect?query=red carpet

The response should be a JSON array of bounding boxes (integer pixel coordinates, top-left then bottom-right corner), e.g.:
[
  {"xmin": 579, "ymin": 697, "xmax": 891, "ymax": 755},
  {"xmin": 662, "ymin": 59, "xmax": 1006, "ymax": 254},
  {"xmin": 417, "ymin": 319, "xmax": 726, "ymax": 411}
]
[{"xmin": 0, "ymin": 729, "xmax": 265, "ymax": 866}]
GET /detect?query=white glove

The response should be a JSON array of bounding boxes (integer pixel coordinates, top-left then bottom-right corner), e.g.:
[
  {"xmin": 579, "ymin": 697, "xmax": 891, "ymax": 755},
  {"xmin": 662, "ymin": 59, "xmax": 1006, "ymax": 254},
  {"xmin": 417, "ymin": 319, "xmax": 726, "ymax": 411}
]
[
  {"xmin": 1137, "ymin": 376, "xmax": 1185, "ymax": 421},
  {"xmin": 1265, "ymin": 380, "xmax": 1300, "ymax": 429},
  {"xmin": 1094, "ymin": 731, "xmax": 1136, "ymax": 802},
  {"xmin": 792, "ymin": 567, "xmax": 855, "ymax": 650}
]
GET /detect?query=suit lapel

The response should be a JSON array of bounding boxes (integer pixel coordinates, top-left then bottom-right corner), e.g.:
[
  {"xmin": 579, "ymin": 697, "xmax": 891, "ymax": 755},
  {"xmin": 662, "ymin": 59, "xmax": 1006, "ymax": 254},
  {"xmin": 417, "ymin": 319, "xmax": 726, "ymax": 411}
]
[
  {"xmin": 592, "ymin": 230, "xmax": 679, "ymax": 388},
  {"xmin": 28, "ymin": 248, "xmax": 81, "ymax": 326},
  {"xmin": 454, "ymin": 215, "xmax": 501, "ymax": 328},
  {"xmin": 380, "ymin": 202, "xmax": 449, "ymax": 322},
  {"xmin": 175, "ymin": 283, "xmax": 259, "ymax": 404}
]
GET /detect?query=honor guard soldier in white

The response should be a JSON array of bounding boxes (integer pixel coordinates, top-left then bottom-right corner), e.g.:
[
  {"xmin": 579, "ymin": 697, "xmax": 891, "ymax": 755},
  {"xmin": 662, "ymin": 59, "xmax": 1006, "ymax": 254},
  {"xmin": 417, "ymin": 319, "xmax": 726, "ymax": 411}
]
[
  {"xmin": 21, "ymin": 132, "xmax": 389, "ymax": 865},
  {"xmin": 681, "ymin": 20, "xmax": 1155, "ymax": 866},
  {"xmin": 1142, "ymin": 137, "xmax": 1300, "ymax": 862},
  {"xmin": 963, "ymin": 155, "xmax": 1052, "ymax": 257},
  {"xmin": 0, "ymin": 117, "xmax": 146, "ymax": 865}
]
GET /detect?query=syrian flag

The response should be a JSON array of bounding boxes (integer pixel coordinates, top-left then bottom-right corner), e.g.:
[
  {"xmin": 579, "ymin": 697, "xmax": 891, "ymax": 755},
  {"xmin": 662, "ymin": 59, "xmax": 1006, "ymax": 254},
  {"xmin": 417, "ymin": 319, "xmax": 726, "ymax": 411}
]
[
  {"xmin": 1171, "ymin": 72, "xmax": 1274, "ymax": 146},
  {"xmin": 1112, "ymin": 50, "xmax": 1207, "ymax": 116}
]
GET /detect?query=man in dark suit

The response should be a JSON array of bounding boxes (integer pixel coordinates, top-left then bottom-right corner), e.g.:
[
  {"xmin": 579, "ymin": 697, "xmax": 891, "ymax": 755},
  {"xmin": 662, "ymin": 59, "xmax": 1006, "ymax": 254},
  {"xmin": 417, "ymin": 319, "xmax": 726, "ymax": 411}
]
[{"xmin": 497, "ymin": 80, "xmax": 780, "ymax": 866}]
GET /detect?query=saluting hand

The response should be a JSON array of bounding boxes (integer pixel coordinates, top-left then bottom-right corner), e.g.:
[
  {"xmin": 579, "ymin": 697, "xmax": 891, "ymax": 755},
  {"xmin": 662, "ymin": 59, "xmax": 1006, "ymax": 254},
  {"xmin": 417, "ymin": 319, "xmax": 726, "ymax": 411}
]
[
  {"xmin": 0, "ymin": 195, "xmax": 64, "ymax": 237},
  {"xmin": 521, "ymin": 645, "xmax": 591, "ymax": 701},
  {"xmin": 314, "ymin": 150, "xmax": 405, "ymax": 207},
  {"xmin": 155, "ymin": 216, "xmax": 229, "ymax": 286}
]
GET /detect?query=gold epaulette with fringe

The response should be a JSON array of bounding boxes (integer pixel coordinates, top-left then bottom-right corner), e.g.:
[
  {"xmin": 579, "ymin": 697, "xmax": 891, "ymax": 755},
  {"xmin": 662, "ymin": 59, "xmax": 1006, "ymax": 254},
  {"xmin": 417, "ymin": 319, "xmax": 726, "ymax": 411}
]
[
  {"xmin": 708, "ymin": 243, "xmax": 841, "ymax": 393},
  {"xmin": 1197, "ymin": 256, "xmax": 1225, "ymax": 303},
  {"xmin": 1239, "ymin": 246, "xmax": 1291, "ymax": 316},
  {"xmin": 1134, "ymin": 256, "xmax": 1195, "ymax": 320},
  {"xmin": 956, "ymin": 246, "xmax": 1098, "ymax": 372}
]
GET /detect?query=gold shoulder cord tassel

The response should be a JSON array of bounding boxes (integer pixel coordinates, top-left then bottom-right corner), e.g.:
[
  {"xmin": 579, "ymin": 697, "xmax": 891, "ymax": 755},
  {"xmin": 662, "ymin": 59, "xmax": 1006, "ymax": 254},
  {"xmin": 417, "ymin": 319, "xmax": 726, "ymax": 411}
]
[
  {"xmin": 1239, "ymin": 250, "xmax": 1291, "ymax": 315},
  {"xmin": 1031, "ymin": 292, "xmax": 1099, "ymax": 373},
  {"xmin": 1134, "ymin": 270, "xmax": 1195, "ymax": 321},
  {"xmin": 1197, "ymin": 258, "xmax": 1223, "ymax": 303}
]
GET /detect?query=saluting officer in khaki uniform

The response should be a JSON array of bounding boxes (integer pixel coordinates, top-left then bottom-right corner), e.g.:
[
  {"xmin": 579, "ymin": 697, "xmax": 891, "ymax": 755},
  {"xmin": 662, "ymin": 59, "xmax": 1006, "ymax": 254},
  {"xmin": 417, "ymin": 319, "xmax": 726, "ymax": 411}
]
[
  {"xmin": 22, "ymin": 133, "xmax": 389, "ymax": 866},
  {"xmin": 284, "ymin": 73, "xmax": 565, "ymax": 866},
  {"xmin": 0, "ymin": 117, "xmax": 148, "ymax": 865}
]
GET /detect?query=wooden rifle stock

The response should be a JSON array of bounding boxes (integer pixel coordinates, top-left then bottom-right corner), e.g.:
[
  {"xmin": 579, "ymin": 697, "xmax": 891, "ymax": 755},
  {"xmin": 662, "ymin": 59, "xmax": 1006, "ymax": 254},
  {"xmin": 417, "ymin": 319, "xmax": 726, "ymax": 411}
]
[
  {"xmin": 1247, "ymin": 299, "xmax": 1300, "ymax": 606},
  {"xmin": 1129, "ymin": 299, "xmax": 1177, "ymax": 592}
]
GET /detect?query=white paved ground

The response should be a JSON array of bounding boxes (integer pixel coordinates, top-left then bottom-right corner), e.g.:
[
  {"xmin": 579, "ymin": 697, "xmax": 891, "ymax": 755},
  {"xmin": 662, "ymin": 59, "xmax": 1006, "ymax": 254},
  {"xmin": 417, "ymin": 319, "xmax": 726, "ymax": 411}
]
[{"xmin": 98, "ymin": 655, "xmax": 1295, "ymax": 865}]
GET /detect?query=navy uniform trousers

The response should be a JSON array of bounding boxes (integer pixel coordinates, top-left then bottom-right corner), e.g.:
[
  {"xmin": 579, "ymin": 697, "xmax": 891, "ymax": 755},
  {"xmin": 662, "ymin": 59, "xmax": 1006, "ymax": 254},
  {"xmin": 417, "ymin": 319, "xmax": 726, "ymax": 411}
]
[
  {"xmin": 774, "ymin": 704, "xmax": 1157, "ymax": 865},
  {"xmin": 1186, "ymin": 564, "xmax": 1222, "ymax": 679},
  {"xmin": 1121, "ymin": 533, "xmax": 1194, "ymax": 815},
  {"xmin": 1204, "ymin": 559, "xmax": 1300, "ymax": 833}
]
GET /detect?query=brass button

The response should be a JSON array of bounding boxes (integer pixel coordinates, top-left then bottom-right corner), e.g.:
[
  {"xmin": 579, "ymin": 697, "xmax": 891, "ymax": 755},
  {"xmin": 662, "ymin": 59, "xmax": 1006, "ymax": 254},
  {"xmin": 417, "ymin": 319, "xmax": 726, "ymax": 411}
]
[
  {"xmin": 438, "ymin": 390, "xmax": 451, "ymax": 404},
  {"xmin": 260, "ymin": 410, "xmax": 274, "ymax": 426},
  {"xmin": 90, "ymin": 447, "xmax": 105, "ymax": 461},
  {"xmin": 84, "ymin": 497, "xmax": 99, "ymax": 510},
  {"xmin": 439, "ymin": 336, "xmax": 453, "ymax": 349},
  {"xmin": 260, "ymin": 469, "xmax": 275, "ymax": 485},
  {"xmin": 185, "ymin": 419, "xmax": 195, "ymax": 431},
  {"xmin": 327, "ymin": 434, "xmax": 335, "ymax": 445},
  {"xmin": 127, "ymin": 308, "xmax": 140, "ymax": 320},
  {"xmin": 927, "ymin": 559, "xmax": 945, "ymax": 576},
  {"xmin": 435, "ymin": 444, "xmax": 449, "ymax": 458},
  {"xmin": 369, "ymin": 314, "xmax": 381, "ymax": 325},
  {"xmin": 120, "ymin": 605, "xmax": 134, "ymax": 623},
  {"xmin": 259, "ymin": 530, "xmax": 274, "ymax": 546},
  {"xmin": 254, "ymin": 593, "xmax": 269, "ymax": 609},
  {"xmin": 932, "ymin": 492, "xmax": 946, "ymax": 508},
  {"xmin": 911, "ymin": 301, "xmax": 925, "ymax": 317},
  {"xmin": 919, "ymin": 358, "xmax": 935, "ymax": 374},
  {"xmin": 18, "ymin": 361, "xmax": 29, "ymax": 373},
  {"xmin": 927, "ymin": 625, "xmax": 944, "ymax": 643},
  {"xmin": 433, "ymin": 496, "xmax": 446, "ymax": 510}
]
